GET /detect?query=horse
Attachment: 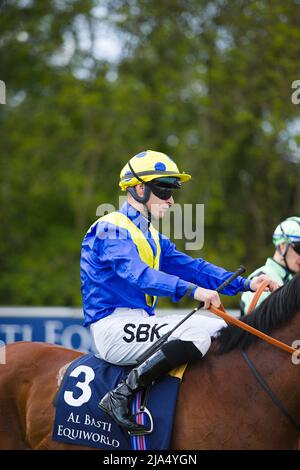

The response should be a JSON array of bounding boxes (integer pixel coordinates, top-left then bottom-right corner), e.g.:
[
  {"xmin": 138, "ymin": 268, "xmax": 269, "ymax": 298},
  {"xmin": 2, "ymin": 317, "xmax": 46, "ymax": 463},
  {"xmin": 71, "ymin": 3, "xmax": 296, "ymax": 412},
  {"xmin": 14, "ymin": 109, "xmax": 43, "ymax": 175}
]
[{"xmin": 1, "ymin": 274, "xmax": 300, "ymax": 450}]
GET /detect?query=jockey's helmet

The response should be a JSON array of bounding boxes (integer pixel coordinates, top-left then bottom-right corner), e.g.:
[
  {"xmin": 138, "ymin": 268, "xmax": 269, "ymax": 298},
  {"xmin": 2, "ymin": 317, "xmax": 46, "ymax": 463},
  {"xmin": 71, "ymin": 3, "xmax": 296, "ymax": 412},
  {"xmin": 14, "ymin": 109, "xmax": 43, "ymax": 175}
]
[
  {"xmin": 273, "ymin": 217, "xmax": 300, "ymax": 251},
  {"xmin": 119, "ymin": 150, "xmax": 191, "ymax": 204}
]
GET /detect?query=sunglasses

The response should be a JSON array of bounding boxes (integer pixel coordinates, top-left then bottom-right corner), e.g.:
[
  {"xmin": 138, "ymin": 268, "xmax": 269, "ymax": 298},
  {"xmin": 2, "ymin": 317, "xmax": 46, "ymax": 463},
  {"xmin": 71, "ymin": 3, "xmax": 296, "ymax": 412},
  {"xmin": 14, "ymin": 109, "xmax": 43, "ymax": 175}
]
[
  {"xmin": 291, "ymin": 242, "xmax": 300, "ymax": 255},
  {"xmin": 150, "ymin": 185, "xmax": 174, "ymax": 200}
]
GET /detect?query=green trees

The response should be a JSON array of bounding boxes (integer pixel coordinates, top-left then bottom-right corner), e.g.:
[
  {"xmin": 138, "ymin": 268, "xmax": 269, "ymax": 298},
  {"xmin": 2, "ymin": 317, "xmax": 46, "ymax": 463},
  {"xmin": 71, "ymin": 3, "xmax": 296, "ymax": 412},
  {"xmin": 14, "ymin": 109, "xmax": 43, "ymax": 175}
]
[{"xmin": 0, "ymin": 0, "xmax": 299, "ymax": 306}]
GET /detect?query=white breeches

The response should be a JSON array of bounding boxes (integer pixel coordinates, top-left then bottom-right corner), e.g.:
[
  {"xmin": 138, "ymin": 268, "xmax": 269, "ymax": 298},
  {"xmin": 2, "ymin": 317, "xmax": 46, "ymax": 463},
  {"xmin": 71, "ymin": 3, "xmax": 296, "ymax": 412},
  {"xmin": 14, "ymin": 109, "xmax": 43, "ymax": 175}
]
[{"xmin": 90, "ymin": 308, "xmax": 226, "ymax": 366}]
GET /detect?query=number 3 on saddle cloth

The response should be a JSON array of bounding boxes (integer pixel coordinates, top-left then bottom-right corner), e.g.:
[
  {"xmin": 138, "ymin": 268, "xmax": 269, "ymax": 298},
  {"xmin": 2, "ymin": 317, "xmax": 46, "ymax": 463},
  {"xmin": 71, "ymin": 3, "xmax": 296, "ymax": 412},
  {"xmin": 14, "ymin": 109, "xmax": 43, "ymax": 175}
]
[{"xmin": 52, "ymin": 354, "xmax": 186, "ymax": 451}]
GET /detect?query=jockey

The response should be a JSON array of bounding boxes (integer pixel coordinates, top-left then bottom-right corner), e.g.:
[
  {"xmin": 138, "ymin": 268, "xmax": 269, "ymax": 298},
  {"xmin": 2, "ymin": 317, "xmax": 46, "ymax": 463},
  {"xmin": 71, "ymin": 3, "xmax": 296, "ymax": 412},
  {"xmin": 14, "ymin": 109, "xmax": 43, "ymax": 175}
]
[
  {"xmin": 80, "ymin": 150, "xmax": 279, "ymax": 433},
  {"xmin": 240, "ymin": 216, "xmax": 300, "ymax": 315}
]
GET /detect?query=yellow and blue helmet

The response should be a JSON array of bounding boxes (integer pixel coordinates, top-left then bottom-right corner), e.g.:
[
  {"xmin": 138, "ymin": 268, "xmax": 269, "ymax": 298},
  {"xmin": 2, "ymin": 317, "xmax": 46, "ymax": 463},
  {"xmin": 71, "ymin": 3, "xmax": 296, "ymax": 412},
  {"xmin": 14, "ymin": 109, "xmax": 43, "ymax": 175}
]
[{"xmin": 119, "ymin": 150, "xmax": 191, "ymax": 191}]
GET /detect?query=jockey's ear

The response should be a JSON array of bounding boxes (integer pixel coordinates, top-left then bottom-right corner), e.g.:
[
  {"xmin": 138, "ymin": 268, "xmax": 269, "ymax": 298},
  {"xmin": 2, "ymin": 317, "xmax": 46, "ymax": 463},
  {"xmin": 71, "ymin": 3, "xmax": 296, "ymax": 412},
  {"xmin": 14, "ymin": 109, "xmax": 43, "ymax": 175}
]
[
  {"xmin": 135, "ymin": 184, "xmax": 145, "ymax": 197},
  {"xmin": 277, "ymin": 243, "xmax": 288, "ymax": 256}
]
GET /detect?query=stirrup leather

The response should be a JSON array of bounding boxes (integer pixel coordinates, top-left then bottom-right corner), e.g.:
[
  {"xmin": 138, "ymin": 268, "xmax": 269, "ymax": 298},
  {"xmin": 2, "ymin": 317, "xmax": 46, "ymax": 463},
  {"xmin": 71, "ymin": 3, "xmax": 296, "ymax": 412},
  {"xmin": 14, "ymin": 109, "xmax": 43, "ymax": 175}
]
[{"xmin": 128, "ymin": 388, "xmax": 154, "ymax": 436}]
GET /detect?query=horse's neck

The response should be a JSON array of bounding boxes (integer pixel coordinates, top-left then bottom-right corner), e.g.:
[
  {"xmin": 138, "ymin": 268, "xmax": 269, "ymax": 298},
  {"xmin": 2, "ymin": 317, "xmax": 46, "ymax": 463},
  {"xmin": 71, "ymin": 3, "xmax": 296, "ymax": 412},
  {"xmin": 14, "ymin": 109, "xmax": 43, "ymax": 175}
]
[{"xmin": 247, "ymin": 314, "xmax": 300, "ymax": 422}]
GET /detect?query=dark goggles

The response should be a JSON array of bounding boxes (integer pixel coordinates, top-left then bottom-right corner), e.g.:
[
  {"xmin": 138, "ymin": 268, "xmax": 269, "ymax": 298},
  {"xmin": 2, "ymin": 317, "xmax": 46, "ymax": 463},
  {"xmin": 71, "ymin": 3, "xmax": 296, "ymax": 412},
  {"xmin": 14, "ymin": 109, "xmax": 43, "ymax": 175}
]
[
  {"xmin": 149, "ymin": 185, "xmax": 174, "ymax": 200},
  {"xmin": 147, "ymin": 177, "xmax": 181, "ymax": 200},
  {"xmin": 291, "ymin": 242, "xmax": 300, "ymax": 255}
]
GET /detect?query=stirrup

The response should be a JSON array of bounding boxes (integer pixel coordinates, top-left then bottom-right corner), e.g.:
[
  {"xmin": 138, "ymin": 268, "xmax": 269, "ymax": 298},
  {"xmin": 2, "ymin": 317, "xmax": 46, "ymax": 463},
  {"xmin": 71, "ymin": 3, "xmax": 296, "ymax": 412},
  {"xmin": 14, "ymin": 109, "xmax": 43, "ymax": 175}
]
[{"xmin": 127, "ymin": 406, "xmax": 154, "ymax": 436}]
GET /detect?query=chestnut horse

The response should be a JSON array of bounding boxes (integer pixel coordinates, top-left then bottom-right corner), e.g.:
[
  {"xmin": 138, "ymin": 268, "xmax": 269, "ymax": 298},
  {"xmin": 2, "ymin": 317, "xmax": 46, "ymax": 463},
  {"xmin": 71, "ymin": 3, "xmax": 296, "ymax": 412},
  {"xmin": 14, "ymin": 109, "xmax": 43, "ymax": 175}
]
[{"xmin": 1, "ymin": 275, "xmax": 300, "ymax": 450}]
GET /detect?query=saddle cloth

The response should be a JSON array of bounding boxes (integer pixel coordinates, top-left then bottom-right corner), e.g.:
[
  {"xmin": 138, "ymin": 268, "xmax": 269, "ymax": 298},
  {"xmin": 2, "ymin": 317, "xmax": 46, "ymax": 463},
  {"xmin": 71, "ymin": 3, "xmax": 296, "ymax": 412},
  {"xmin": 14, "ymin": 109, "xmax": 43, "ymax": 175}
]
[{"xmin": 52, "ymin": 354, "xmax": 183, "ymax": 450}]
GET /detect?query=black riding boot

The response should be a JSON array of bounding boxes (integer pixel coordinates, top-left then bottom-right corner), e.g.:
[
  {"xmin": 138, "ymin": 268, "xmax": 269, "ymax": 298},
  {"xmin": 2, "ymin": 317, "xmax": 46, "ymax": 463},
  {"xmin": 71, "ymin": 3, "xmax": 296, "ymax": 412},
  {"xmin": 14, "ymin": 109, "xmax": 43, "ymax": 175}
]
[
  {"xmin": 99, "ymin": 349, "xmax": 172, "ymax": 433},
  {"xmin": 98, "ymin": 339, "xmax": 202, "ymax": 433}
]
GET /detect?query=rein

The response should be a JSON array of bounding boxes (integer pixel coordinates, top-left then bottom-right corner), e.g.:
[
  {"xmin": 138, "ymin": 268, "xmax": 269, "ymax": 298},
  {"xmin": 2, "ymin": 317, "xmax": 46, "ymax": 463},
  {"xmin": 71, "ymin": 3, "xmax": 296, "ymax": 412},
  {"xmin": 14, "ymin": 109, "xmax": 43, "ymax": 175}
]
[
  {"xmin": 247, "ymin": 280, "xmax": 269, "ymax": 315},
  {"xmin": 209, "ymin": 280, "xmax": 298, "ymax": 356},
  {"xmin": 240, "ymin": 348, "xmax": 300, "ymax": 434}
]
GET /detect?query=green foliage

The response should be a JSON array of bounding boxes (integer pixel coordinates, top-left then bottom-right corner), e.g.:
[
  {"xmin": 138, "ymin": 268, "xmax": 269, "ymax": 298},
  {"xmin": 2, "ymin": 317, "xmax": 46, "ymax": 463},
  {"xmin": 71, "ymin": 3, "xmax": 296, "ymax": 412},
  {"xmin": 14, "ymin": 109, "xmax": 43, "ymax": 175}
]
[{"xmin": 0, "ymin": 0, "xmax": 299, "ymax": 308}]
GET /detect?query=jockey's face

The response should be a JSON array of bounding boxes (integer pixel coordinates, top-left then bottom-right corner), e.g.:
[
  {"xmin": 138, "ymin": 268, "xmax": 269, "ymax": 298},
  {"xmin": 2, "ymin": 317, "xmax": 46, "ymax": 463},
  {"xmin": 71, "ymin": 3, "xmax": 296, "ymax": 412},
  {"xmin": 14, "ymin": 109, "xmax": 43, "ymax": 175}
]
[
  {"xmin": 146, "ymin": 190, "xmax": 174, "ymax": 220},
  {"xmin": 279, "ymin": 243, "xmax": 300, "ymax": 273},
  {"xmin": 287, "ymin": 244, "xmax": 300, "ymax": 273},
  {"xmin": 134, "ymin": 183, "xmax": 174, "ymax": 219}
]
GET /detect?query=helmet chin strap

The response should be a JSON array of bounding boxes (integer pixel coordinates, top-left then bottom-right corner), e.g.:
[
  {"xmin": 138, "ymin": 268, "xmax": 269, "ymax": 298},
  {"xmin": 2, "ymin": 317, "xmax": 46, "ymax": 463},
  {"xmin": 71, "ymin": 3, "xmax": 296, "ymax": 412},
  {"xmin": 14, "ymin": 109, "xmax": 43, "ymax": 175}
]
[
  {"xmin": 277, "ymin": 244, "xmax": 297, "ymax": 275},
  {"xmin": 277, "ymin": 222, "xmax": 298, "ymax": 274},
  {"xmin": 127, "ymin": 161, "xmax": 152, "ymax": 222},
  {"xmin": 127, "ymin": 186, "xmax": 152, "ymax": 223}
]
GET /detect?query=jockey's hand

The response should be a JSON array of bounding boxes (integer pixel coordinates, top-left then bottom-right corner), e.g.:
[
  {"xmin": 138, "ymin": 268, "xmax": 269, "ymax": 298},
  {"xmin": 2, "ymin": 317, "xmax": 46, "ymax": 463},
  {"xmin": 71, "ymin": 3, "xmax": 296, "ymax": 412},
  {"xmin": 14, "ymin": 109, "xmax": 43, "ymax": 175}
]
[
  {"xmin": 193, "ymin": 287, "xmax": 221, "ymax": 310},
  {"xmin": 250, "ymin": 274, "xmax": 280, "ymax": 293}
]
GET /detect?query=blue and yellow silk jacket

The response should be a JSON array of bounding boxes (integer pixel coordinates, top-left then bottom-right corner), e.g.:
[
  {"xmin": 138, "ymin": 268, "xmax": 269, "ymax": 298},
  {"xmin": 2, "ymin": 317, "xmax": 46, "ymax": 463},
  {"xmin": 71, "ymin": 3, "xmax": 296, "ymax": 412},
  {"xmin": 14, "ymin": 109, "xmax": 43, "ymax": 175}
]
[{"xmin": 81, "ymin": 202, "xmax": 249, "ymax": 326}]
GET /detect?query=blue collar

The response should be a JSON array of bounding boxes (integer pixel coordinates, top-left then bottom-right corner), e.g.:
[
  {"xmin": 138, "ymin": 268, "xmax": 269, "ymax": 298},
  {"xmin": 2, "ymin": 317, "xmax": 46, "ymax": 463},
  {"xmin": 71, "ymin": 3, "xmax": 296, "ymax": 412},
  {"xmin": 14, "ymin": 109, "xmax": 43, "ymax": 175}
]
[{"xmin": 119, "ymin": 201, "xmax": 150, "ymax": 233}]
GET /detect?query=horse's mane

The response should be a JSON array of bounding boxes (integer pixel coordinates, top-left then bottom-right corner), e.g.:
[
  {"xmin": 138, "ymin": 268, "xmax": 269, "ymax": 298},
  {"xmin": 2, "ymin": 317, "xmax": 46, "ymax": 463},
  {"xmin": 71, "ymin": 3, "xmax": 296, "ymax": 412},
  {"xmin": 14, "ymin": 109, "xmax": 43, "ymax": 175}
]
[{"xmin": 215, "ymin": 274, "xmax": 300, "ymax": 354}]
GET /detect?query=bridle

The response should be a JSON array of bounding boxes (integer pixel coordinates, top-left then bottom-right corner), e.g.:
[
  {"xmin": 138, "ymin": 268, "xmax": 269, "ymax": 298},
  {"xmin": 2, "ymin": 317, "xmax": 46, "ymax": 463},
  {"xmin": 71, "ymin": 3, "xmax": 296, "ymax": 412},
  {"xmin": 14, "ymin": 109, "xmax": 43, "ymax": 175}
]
[
  {"xmin": 240, "ymin": 348, "xmax": 300, "ymax": 434},
  {"xmin": 209, "ymin": 282, "xmax": 300, "ymax": 434}
]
